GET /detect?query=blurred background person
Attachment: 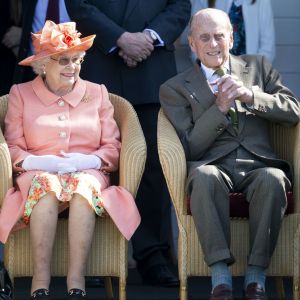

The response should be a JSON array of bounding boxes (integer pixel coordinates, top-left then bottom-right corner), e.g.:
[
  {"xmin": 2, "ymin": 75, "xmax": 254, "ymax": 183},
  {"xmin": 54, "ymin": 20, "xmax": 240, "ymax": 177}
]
[
  {"xmin": 65, "ymin": 0, "xmax": 191, "ymax": 287},
  {"xmin": 0, "ymin": 0, "xmax": 22, "ymax": 95}
]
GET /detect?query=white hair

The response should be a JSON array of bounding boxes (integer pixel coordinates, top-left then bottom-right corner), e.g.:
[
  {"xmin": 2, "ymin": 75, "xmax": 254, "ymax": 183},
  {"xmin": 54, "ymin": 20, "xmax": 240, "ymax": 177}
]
[
  {"xmin": 31, "ymin": 57, "xmax": 50, "ymax": 75},
  {"xmin": 188, "ymin": 8, "xmax": 233, "ymax": 37}
]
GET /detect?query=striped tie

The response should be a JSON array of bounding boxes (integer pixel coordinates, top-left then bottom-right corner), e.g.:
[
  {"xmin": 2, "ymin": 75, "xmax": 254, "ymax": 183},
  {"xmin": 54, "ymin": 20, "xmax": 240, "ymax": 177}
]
[
  {"xmin": 214, "ymin": 67, "xmax": 226, "ymax": 77},
  {"xmin": 214, "ymin": 67, "xmax": 238, "ymax": 131}
]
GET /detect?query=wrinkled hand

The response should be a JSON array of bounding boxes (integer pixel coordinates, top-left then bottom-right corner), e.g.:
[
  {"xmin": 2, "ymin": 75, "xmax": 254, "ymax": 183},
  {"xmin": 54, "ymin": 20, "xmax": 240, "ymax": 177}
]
[
  {"xmin": 22, "ymin": 155, "xmax": 77, "ymax": 174},
  {"xmin": 117, "ymin": 31, "xmax": 154, "ymax": 63},
  {"xmin": 215, "ymin": 74, "xmax": 254, "ymax": 113},
  {"xmin": 118, "ymin": 51, "xmax": 138, "ymax": 68},
  {"xmin": 11, "ymin": 46, "xmax": 19, "ymax": 56},
  {"xmin": 61, "ymin": 152, "xmax": 101, "ymax": 171},
  {"xmin": 2, "ymin": 26, "xmax": 22, "ymax": 49}
]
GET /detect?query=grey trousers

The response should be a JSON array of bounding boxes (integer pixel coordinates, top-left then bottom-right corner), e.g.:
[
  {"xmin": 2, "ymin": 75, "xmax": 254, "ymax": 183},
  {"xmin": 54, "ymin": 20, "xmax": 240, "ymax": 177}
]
[{"xmin": 188, "ymin": 162, "xmax": 291, "ymax": 268}]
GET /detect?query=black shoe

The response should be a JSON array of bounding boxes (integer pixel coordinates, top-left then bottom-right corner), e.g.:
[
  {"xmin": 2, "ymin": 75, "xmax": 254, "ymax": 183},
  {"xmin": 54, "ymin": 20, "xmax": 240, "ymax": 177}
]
[
  {"xmin": 142, "ymin": 264, "xmax": 179, "ymax": 287},
  {"xmin": 209, "ymin": 284, "xmax": 233, "ymax": 300},
  {"xmin": 67, "ymin": 288, "xmax": 87, "ymax": 299},
  {"xmin": 85, "ymin": 276, "xmax": 104, "ymax": 288},
  {"xmin": 31, "ymin": 289, "xmax": 51, "ymax": 299}
]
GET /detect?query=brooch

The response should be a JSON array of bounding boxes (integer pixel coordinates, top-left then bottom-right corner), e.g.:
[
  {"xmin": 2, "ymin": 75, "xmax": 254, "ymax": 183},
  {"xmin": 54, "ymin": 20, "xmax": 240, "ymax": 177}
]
[{"xmin": 81, "ymin": 94, "xmax": 90, "ymax": 103}]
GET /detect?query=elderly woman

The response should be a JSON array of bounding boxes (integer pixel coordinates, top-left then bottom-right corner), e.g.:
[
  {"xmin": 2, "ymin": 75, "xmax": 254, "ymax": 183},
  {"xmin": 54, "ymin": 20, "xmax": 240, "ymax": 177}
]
[{"xmin": 0, "ymin": 21, "xmax": 140, "ymax": 300}]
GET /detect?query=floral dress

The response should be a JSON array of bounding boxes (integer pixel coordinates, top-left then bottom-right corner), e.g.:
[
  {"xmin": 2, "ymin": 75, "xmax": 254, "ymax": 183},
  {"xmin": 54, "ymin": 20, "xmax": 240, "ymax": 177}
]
[{"xmin": 23, "ymin": 171, "xmax": 106, "ymax": 224}]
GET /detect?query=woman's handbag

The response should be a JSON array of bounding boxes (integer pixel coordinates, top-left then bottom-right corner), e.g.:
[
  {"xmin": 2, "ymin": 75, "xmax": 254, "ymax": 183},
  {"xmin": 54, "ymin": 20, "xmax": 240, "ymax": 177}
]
[{"xmin": 0, "ymin": 262, "xmax": 13, "ymax": 300}]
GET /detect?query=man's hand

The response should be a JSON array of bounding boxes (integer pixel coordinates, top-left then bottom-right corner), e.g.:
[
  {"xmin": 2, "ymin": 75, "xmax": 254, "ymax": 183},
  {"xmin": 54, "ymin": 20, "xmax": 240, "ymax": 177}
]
[
  {"xmin": 118, "ymin": 50, "xmax": 138, "ymax": 67},
  {"xmin": 117, "ymin": 31, "xmax": 154, "ymax": 62},
  {"xmin": 215, "ymin": 74, "xmax": 254, "ymax": 113},
  {"xmin": 2, "ymin": 26, "xmax": 22, "ymax": 49}
]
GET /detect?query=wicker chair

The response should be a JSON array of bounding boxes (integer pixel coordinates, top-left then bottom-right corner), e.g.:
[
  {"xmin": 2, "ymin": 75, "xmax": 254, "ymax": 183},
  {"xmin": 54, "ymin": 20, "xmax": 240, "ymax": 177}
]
[
  {"xmin": 157, "ymin": 108, "xmax": 300, "ymax": 300},
  {"xmin": 0, "ymin": 93, "xmax": 146, "ymax": 300}
]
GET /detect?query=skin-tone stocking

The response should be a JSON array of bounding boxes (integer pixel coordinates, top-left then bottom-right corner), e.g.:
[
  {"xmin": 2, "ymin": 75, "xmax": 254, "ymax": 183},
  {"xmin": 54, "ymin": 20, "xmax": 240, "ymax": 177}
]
[
  {"xmin": 67, "ymin": 193, "xmax": 96, "ymax": 292},
  {"xmin": 30, "ymin": 192, "xmax": 59, "ymax": 294}
]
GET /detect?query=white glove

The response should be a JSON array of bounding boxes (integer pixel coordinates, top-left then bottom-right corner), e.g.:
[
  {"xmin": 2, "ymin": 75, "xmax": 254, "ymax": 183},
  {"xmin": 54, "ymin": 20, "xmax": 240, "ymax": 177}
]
[
  {"xmin": 61, "ymin": 152, "xmax": 101, "ymax": 171},
  {"xmin": 22, "ymin": 155, "xmax": 77, "ymax": 174}
]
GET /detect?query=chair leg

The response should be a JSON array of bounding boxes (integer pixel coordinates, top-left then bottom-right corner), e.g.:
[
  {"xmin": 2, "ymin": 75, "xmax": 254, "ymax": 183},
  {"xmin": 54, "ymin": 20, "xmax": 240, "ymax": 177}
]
[
  {"xmin": 275, "ymin": 277, "xmax": 285, "ymax": 299},
  {"xmin": 104, "ymin": 277, "xmax": 113, "ymax": 299},
  {"xmin": 179, "ymin": 280, "xmax": 188, "ymax": 300},
  {"xmin": 293, "ymin": 277, "xmax": 300, "ymax": 300},
  {"xmin": 119, "ymin": 278, "xmax": 126, "ymax": 300}
]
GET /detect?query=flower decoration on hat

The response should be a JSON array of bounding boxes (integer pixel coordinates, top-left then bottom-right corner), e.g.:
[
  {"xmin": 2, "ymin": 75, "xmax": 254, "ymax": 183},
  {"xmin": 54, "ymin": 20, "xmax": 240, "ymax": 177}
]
[{"xmin": 32, "ymin": 21, "xmax": 82, "ymax": 54}]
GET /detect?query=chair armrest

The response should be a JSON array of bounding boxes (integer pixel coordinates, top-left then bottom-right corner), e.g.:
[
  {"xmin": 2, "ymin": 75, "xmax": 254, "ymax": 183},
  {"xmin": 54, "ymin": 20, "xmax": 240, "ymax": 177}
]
[
  {"xmin": 0, "ymin": 95, "xmax": 8, "ymax": 132},
  {"xmin": 292, "ymin": 123, "xmax": 300, "ymax": 212},
  {"xmin": 109, "ymin": 93, "xmax": 146, "ymax": 197},
  {"xmin": 0, "ymin": 128, "xmax": 13, "ymax": 206},
  {"xmin": 270, "ymin": 122, "xmax": 300, "ymax": 213},
  {"xmin": 157, "ymin": 109, "xmax": 187, "ymax": 217}
]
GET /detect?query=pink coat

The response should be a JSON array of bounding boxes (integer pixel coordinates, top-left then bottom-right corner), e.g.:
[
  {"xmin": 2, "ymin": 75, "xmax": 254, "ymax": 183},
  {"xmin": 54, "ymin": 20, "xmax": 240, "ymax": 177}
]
[{"xmin": 0, "ymin": 76, "xmax": 140, "ymax": 242}]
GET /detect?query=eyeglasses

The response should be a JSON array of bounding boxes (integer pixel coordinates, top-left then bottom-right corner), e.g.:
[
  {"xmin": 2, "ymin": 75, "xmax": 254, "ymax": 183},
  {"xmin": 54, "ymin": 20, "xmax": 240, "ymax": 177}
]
[{"xmin": 51, "ymin": 56, "xmax": 84, "ymax": 66}]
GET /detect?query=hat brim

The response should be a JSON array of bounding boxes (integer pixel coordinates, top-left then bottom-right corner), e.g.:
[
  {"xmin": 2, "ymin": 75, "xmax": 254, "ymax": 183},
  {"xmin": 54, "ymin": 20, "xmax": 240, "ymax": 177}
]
[{"xmin": 19, "ymin": 35, "xmax": 96, "ymax": 66}]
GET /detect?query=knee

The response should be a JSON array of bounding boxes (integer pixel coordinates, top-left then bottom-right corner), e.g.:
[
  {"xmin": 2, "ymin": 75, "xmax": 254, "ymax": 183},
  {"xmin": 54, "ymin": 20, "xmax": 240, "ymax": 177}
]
[
  {"xmin": 190, "ymin": 165, "xmax": 221, "ymax": 185},
  {"xmin": 69, "ymin": 194, "xmax": 95, "ymax": 216},
  {"xmin": 256, "ymin": 168, "xmax": 289, "ymax": 190},
  {"xmin": 187, "ymin": 165, "xmax": 223, "ymax": 200},
  {"xmin": 70, "ymin": 194, "xmax": 88, "ymax": 208}
]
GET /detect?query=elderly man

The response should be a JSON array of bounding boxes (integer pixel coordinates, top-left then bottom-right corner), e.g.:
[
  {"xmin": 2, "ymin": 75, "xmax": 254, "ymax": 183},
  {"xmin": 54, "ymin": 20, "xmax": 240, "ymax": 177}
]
[{"xmin": 160, "ymin": 8, "xmax": 299, "ymax": 300}]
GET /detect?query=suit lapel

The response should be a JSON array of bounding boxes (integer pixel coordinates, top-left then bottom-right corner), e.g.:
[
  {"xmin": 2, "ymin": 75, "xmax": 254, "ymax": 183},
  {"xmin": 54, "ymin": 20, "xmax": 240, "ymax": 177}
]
[
  {"xmin": 184, "ymin": 63, "xmax": 217, "ymax": 111},
  {"xmin": 123, "ymin": 0, "xmax": 139, "ymax": 22}
]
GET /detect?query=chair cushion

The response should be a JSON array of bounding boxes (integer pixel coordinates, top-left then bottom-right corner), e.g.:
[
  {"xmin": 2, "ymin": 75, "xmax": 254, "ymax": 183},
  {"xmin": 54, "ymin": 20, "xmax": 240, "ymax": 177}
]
[{"xmin": 187, "ymin": 191, "xmax": 294, "ymax": 218}]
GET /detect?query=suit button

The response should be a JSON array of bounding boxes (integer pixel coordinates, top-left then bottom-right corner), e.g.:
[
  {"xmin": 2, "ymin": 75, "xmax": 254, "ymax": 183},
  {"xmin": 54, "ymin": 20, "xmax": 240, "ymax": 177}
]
[
  {"xmin": 216, "ymin": 125, "xmax": 224, "ymax": 133},
  {"xmin": 58, "ymin": 100, "xmax": 65, "ymax": 107},
  {"xmin": 59, "ymin": 131, "xmax": 67, "ymax": 138}
]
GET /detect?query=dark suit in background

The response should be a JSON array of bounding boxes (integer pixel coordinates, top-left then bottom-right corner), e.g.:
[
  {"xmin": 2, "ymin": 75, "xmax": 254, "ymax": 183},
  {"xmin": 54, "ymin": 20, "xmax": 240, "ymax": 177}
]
[
  {"xmin": 65, "ymin": 0, "xmax": 191, "ymax": 283},
  {"xmin": 0, "ymin": 1, "xmax": 20, "ymax": 94},
  {"xmin": 13, "ymin": 0, "xmax": 37, "ymax": 84}
]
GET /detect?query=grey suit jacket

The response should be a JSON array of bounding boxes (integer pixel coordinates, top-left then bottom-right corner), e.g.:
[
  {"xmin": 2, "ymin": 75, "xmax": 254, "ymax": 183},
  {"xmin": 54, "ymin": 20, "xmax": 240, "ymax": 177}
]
[{"xmin": 160, "ymin": 54, "xmax": 300, "ymax": 180}]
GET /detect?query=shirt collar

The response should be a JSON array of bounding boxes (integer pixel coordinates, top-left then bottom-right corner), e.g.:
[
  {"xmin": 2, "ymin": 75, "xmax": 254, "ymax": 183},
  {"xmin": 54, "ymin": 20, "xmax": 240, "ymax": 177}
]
[
  {"xmin": 200, "ymin": 60, "xmax": 230, "ymax": 81},
  {"xmin": 32, "ymin": 76, "xmax": 86, "ymax": 107},
  {"xmin": 234, "ymin": 0, "xmax": 244, "ymax": 6}
]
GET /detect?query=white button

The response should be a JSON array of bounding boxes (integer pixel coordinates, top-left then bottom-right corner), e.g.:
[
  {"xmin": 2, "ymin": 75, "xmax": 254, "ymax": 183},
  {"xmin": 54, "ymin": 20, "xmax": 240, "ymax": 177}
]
[
  {"xmin": 58, "ymin": 115, "xmax": 66, "ymax": 121},
  {"xmin": 59, "ymin": 131, "xmax": 67, "ymax": 138},
  {"xmin": 58, "ymin": 100, "xmax": 65, "ymax": 107}
]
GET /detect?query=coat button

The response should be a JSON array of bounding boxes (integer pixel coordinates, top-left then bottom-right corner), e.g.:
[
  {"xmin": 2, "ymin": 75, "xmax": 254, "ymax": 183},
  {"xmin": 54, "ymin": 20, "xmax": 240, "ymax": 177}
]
[
  {"xmin": 58, "ymin": 100, "xmax": 65, "ymax": 107},
  {"xmin": 216, "ymin": 125, "xmax": 224, "ymax": 133},
  {"xmin": 59, "ymin": 131, "xmax": 67, "ymax": 138}
]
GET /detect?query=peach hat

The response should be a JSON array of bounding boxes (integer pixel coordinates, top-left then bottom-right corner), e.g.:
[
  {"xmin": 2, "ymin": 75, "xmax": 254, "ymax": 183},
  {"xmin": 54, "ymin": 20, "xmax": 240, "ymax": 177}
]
[{"xmin": 19, "ymin": 20, "xmax": 96, "ymax": 66}]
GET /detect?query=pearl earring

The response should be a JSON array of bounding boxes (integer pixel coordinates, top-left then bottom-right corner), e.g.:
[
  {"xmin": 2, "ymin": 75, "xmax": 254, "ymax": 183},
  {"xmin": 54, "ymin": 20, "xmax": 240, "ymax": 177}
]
[{"xmin": 42, "ymin": 65, "xmax": 46, "ymax": 76}]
